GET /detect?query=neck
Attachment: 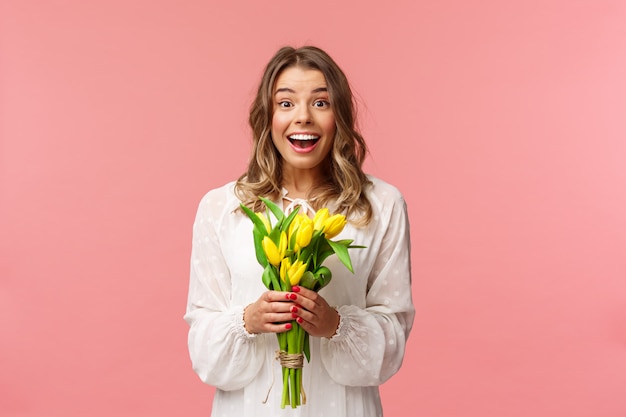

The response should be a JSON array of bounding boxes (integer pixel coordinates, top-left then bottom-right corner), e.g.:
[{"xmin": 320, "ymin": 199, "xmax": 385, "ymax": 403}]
[{"xmin": 281, "ymin": 170, "xmax": 321, "ymax": 199}]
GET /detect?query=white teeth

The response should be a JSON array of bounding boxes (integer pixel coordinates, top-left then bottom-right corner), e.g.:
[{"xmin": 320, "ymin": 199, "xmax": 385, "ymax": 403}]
[{"xmin": 288, "ymin": 134, "xmax": 319, "ymax": 141}]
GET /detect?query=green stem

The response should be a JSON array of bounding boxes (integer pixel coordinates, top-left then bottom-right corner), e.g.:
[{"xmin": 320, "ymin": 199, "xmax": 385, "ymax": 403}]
[
  {"xmin": 296, "ymin": 324, "xmax": 306, "ymax": 406},
  {"xmin": 287, "ymin": 322, "xmax": 298, "ymax": 407},
  {"xmin": 277, "ymin": 332, "xmax": 289, "ymax": 408},
  {"xmin": 281, "ymin": 366, "xmax": 289, "ymax": 408},
  {"xmin": 290, "ymin": 368, "xmax": 297, "ymax": 407}
]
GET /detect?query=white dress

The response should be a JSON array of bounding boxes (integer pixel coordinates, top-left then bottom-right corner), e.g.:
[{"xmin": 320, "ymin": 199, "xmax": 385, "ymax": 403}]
[{"xmin": 184, "ymin": 175, "xmax": 415, "ymax": 417}]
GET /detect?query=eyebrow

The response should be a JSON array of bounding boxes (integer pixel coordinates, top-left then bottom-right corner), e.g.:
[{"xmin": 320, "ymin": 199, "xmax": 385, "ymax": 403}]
[{"xmin": 274, "ymin": 87, "xmax": 328, "ymax": 95}]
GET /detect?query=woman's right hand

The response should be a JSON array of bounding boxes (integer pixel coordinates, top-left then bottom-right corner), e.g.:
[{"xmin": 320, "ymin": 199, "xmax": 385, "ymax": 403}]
[{"xmin": 243, "ymin": 290, "xmax": 298, "ymax": 334}]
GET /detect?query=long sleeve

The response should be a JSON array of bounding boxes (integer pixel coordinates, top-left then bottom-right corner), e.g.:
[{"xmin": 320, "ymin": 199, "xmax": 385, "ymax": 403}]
[
  {"xmin": 320, "ymin": 181, "xmax": 414, "ymax": 386},
  {"xmin": 184, "ymin": 186, "xmax": 267, "ymax": 391},
  {"xmin": 184, "ymin": 178, "xmax": 415, "ymax": 417}
]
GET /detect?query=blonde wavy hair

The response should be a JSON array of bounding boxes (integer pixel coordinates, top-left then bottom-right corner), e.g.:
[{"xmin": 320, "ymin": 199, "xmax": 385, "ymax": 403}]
[{"xmin": 235, "ymin": 46, "xmax": 372, "ymax": 225}]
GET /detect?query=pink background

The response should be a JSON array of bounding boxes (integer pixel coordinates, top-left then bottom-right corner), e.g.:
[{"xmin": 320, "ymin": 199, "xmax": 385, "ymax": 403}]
[{"xmin": 2, "ymin": 1, "xmax": 625, "ymax": 416}]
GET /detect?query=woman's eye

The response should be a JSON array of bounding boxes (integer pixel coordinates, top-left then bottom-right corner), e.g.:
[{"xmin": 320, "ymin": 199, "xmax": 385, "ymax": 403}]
[
  {"xmin": 278, "ymin": 101, "xmax": 292, "ymax": 108},
  {"xmin": 314, "ymin": 100, "xmax": 330, "ymax": 108}
]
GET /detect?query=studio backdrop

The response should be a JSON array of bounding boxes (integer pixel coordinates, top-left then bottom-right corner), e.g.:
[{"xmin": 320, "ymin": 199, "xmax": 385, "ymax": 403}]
[{"xmin": 1, "ymin": 1, "xmax": 625, "ymax": 416}]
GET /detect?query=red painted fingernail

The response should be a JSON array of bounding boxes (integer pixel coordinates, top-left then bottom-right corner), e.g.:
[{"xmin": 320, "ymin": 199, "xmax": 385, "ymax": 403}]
[
  {"xmin": 285, "ymin": 323, "xmax": 292, "ymax": 330},
  {"xmin": 290, "ymin": 306, "xmax": 298, "ymax": 313},
  {"xmin": 292, "ymin": 312, "xmax": 298, "ymax": 319},
  {"xmin": 289, "ymin": 293, "xmax": 297, "ymax": 300},
  {"xmin": 285, "ymin": 293, "xmax": 291, "ymax": 300},
  {"xmin": 292, "ymin": 286, "xmax": 300, "ymax": 293},
  {"xmin": 296, "ymin": 317, "xmax": 303, "ymax": 324}
]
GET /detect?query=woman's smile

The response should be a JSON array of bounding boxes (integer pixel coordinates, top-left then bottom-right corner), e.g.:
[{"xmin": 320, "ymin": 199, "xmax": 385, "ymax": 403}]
[{"xmin": 288, "ymin": 132, "xmax": 321, "ymax": 152}]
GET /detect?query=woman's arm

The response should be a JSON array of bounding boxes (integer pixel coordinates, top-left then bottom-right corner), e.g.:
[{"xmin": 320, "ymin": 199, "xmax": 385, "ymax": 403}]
[
  {"xmin": 320, "ymin": 191, "xmax": 415, "ymax": 386},
  {"xmin": 184, "ymin": 192, "xmax": 266, "ymax": 391}
]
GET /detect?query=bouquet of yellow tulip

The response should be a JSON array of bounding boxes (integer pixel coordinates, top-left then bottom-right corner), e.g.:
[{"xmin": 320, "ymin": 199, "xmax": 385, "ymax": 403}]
[{"xmin": 240, "ymin": 197, "xmax": 363, "ymax": 409}]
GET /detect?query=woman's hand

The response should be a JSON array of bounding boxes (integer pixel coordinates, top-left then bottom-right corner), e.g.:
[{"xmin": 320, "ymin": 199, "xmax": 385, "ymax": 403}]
[
  {"xmin": 288, "ymin": 286, "xmax": 340, "ymax": 339},
  {"xmin": 243, "ymin": 291, "xmax": 297, "ymax": 334}
]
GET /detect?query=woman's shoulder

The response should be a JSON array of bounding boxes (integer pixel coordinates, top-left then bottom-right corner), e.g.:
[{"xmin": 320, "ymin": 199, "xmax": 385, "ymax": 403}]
[
  {"xmin": 201, "ymin": 181, "xmax": 237, "ymax": 198},
  {"xmin": 196, "ymin": 181, "xmax": 241, "ymax": 214},
  {"xmin": 364, "ymin": 175, "xmax": 406, "ymax": 205}
]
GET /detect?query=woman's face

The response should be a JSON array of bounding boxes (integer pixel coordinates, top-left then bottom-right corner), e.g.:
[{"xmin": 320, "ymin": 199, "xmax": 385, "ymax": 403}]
[{"xmin": 271, "ymin": 66, "xmax": 336, "ymax": 180}]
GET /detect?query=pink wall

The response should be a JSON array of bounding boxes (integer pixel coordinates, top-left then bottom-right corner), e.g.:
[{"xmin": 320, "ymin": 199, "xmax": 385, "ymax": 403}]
[{"xmin": 2, "ymin": 1, "xmax": 625, "ymax": 416}]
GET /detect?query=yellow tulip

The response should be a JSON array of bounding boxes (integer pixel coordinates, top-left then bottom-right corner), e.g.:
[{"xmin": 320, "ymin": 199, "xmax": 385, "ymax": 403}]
[
  {"xmin": 295, "ymin": 217, "xmax": 314, "ymax": 250},
  {"xmin": 280, "ymin": 258, "xmax": 307, "ymax": 286},
  {"xmin": 288, "ymin": 214, "xmax": 303, "ymax": 240},
  {"xmin": 323, "ymin": 214, "xmax": 347, "ymax": 239},
  {"xmin": 262, "ymin": 232, "xmax": 287, "ymax": 266},
  {"xmin": 313, "ymin": 208, "xmax": 329, "ymax": 231},
  {"xmin": 289, "ymin": 260, "xmax": 307, "ymax": 286},
  {"xmin": 279, "ymin": 231, "xmax": 287, "ymax": 253},
  {"xmin": 255, "ymin": 212, "xmax": 271, "ymax": 234},
  {"xmin": 279, "ymin": 257, "xmax": 291, "ymax": 283},
  {"xmin": 262, "ymin": 236, "xmax": 281, "ymax": 266}
]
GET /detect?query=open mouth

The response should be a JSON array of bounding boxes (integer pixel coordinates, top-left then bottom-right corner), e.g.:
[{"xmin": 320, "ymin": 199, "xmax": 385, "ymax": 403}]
[{"xmin": 288, "ymin": 134, "xmax": 320, "ymax": 149}]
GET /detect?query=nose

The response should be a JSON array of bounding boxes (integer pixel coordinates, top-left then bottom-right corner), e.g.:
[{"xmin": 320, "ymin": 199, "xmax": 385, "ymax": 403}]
[{"xmin": 294, "ymin": 105, "xmax": 312, "ymax": 125}]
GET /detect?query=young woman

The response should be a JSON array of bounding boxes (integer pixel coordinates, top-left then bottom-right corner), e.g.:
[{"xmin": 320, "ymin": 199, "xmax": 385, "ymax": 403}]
[{"xmin": 185, "ymin": 46, "xmax": 414, "ymax": 416}]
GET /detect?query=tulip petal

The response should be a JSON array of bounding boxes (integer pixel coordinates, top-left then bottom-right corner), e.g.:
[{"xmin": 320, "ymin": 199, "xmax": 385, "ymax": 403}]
[{"xmin": 263, "ymin": 236, "xmax": 282, "ymax": 266}]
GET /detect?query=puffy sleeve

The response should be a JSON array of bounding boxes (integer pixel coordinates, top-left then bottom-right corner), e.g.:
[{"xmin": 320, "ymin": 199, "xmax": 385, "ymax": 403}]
[
  {"xmin": 320, "ymin": 186, "xmax": 414, "ymax": 386},
  {"xmin": 183, "ymin": 190, "xmax": 266, "ymax": 391}
]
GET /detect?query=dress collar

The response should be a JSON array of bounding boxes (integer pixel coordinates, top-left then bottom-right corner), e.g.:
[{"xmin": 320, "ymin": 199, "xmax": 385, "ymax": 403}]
[{"xmin": 281, "ymin": 188, "xmax": 316, "ymax": 216}]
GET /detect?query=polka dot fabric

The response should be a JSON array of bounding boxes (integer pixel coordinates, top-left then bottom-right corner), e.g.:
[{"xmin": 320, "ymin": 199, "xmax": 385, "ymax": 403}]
[{"xmin": 184, "ymin": 175, "xmax": 414, "ymax": 417}]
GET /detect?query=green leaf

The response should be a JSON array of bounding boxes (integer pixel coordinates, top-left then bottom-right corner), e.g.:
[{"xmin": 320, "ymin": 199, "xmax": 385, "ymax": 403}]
[
  {"xmin": 268, "ymin": 265, "xmax": 281, "ymax": 291},
  {"xmin": 311, "ymin": 232, "xmax": 326, "ymax": 267},
  {"xmin": 303, "ymin": 333, "xmax": 310, "ymax": 362},
  {"xmin": 333, "ymin": 239, "xmax": 367, "ymax": 250},
  {"xmin": 259, "ymin": 197, "xmax": 284, "ymax": 222},
  {"xmin": 314, "ymin": 266, "xmax": 332, "ymax": 288},
  {"xmin": 282, "ymin": 269, "xmax": 292, "ymax": 292},
  {"xmin": 316, "ymin": 248, "xmax": 334, "ymax": 266},
  {"xmin": 252, "ymin": 229, "xmax": 268, "ymax": 267},
  {"xmin": 328, "ymin": 240, "xmax": 354, "ymax": 273},
  {"xmin": 279, "ymin": 205, "xmax": 300, "ymax": 233},
  {"xmin": 299, "ymin": 271, "xmax": 317, "ymax": 291},
  {"xmin": 239, "ymin": 203, "xmax": 267, "ymax": 234},
  {"xmin": 261, "ymin": 264, "xmax": 274, "ymax": 289},
  {"xmin": 317, "ymin": 239, "xmax": 332, "ymax": 252},
  {"xmin": 269, "ymin": 225, "xmax": 281, "ymax": 241}
]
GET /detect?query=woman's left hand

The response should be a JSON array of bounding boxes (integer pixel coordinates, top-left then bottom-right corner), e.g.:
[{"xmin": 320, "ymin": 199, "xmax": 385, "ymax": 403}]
[{"xmin": 288, "ymin": 286, "xmax": 340, "ymax": 338}]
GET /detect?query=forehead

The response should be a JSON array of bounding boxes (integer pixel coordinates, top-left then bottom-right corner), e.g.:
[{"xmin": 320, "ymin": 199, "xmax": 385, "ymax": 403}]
[{"xmin": 274, "ymin": 66, "xmax": 327, "ymax": 92}]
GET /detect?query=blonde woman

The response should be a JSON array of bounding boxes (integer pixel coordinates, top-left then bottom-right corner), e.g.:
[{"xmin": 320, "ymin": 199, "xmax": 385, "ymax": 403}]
[{"xmin": 185, "ymin": 46, "xmax": 414, "ymax": 417}]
